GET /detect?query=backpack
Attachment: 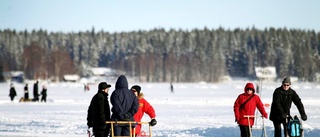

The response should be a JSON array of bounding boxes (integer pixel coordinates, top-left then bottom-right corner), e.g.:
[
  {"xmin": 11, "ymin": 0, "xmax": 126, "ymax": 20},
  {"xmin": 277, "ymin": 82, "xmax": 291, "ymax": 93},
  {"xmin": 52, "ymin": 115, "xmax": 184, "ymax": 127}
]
[{"xmin": 287, "ymin": 115, "xmax": 302, "ymax": 137}]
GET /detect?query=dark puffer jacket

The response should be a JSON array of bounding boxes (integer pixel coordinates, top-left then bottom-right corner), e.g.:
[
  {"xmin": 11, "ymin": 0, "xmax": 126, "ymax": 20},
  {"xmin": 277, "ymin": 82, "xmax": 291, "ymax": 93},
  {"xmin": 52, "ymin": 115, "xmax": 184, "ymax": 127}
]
[
  {"xmin": 87, "ymin": 91, "xmax": 111, "ymax": 131},
  {"xmin": 269, "ymin": 86, "xmax": 307, "ymax": 122},
  {"xmin": 111, "ymin": 75, "xmax": 139, "ymax": 124}
]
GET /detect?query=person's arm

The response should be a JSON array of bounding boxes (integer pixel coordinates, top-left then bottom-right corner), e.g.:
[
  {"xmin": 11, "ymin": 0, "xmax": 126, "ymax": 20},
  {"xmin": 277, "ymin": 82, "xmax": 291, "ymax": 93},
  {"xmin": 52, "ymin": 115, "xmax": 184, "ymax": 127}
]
[
  {"xmin": 87, "ymin": 104, "xmax": 93, "ymax": 128},
  {"xmin": 255, "ymin": 95, "xmax": 268, "ymax": 118},
  {"xmin": 127, "ymin": 94, "xmax": 139, "ymax": 117},
  {"xmin": 97, "ymin": 95, "xmax": 106, "ymax": 124},
  {"xmin": 143, "ymin": 99, "xmax": 156, "ymax": 119},
  {"xmin": 233, "ymin": 95, "xmax": 241, "ymax": 122},
  {"xmin": 292, "ymin": 90, "xmax": 307, "ymax": 120},
  {"xmin": 110, "ymin": 91, "xmax": 125, "ymax": 119}
]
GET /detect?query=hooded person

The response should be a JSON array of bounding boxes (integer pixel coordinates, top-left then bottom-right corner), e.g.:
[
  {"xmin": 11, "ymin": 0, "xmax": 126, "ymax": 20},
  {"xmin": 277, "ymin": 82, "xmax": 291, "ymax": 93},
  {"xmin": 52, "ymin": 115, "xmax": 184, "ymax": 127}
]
[
  {"xmin": 269, "ymin": 76, "xmax": 307, "ymax": 137},
  {"xmin": 9, "ymin": 83, "xmax": 17, "ymax": 101},
  {"xmin": 87, "ymin": 82, "xmax": 112, "ymax": 137},
  {"xmin": 131, "ymin": 85, "xmax": 157, "ymax": 135},
  {"xmin": 233, "ymin": 82, "xmax": 268, "ymax": 137},
  {"xmin": 110, "ymin": 75, "xmax": 139, "ymax": 136}
]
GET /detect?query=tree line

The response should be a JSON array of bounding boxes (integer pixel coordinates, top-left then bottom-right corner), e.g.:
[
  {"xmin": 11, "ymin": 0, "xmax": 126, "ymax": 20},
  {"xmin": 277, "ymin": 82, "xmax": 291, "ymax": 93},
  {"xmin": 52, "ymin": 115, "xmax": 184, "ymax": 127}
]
[{"xmin": 0, "ymin": 27, "xmax": 319, "ymax": 82}]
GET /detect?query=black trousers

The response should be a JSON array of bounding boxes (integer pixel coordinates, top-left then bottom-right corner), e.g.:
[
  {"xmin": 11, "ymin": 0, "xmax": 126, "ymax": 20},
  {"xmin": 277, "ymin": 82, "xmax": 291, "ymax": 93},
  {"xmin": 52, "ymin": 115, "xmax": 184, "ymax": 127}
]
[
  {"xmin": 93, "ymin": 127, "xmax": 110, "ymax": 137},
  {"xmin": 113, "ymin": 126, "xmax": 130, "ymax": 136},
  {"xmin": 273, "ymin": 120, "xmax": 289, "ymax": 137},
  {"xmin": 239, "ymin": 125, "xmax": 252, "ymax": 137}
]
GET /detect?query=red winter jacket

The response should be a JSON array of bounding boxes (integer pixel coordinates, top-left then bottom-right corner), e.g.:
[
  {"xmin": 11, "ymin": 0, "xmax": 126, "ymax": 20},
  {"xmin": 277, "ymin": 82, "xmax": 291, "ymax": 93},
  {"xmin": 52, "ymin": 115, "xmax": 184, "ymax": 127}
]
[
  {"xmin": 133, "ymin": 93, "xmax": 156, "ymax": 135},
  {"xmin": 233, "ymin": 83, "xmax": 268, "ymax": 126}
]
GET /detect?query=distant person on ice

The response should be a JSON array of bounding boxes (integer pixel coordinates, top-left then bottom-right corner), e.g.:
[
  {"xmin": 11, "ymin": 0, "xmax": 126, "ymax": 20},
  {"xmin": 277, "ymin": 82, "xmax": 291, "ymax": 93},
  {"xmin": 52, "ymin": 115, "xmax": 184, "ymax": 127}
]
[
  {"xmin": 33, "ymin": 81, "xmax": 39, "ymax": 102},
  {"xmin": 110, "ymin": 75, "xmax": 138, "ymax": 136},
  {"xmin": 87, "ymin": 82, "xmax": 112, "ymax": 137},
  {"xmin": 40, "ymin": 85, "xmax": 47, "ymax": 102},
  {"xmin": 9, "ymin": 83, "xmax": 17, "ymax": 101},
  {"xmin": 269, "ymin": 76, "xmax": 307, "ymax": 137},
  {"xmin": 84, "ymin": 83, "xmax": 90, "ymax": 92},
  {"xmin": 233, "ymin": 82, "xmax": 268, "ymax": 137},
  {"xmin": 131, "ymin": 85, "xmax": 157, "ymax": 136},
  {"xmin": 170, "ymin": 83, "xmax": 174, "ymax": 93},
  {"xmin": 24, "ymin": 83, "xmax": 29, "ymax": 100}
]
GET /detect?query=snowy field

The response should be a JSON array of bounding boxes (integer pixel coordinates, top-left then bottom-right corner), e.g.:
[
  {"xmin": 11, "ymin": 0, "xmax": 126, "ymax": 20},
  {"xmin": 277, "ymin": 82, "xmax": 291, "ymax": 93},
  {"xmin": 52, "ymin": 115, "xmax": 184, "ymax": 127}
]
[{"xmin": 1, "ymin": 80, "xmax": 320, "ymax": 137}]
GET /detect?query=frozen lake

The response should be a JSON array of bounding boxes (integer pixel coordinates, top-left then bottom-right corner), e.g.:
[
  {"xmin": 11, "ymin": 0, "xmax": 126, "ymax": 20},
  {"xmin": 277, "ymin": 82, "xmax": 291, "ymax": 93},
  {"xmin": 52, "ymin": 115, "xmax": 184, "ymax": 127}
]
[{"xmin": 0, "ymin": 80, "xmax": 320, "ymax": 137}]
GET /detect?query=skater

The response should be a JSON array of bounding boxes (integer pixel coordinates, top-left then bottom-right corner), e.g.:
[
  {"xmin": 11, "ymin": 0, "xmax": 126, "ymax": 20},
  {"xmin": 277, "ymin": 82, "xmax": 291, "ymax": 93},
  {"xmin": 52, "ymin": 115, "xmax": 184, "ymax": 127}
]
[
  {"xmin": 9, "ymin": 83, "xmax": 17, "ymax": 101},
  {"xmin": 170, "ymin": 82, "xmax": 174, "ymax": 93},
  {"xmin": 40, "ymin": 85, "xmax": 47, "ymax": 102},
  {"xmin": 233, "ymin": 82, "xmax": 268, "ymax": 137},
  {"xmin": 110, "ymin": 75, "xmax": 139, "ymax": 136},
  {"xmin": 269, "ymin": 76, "xmax": 307, "ymax": 137},
  {"xmin": 131, "ymin": 85, "xmax": 157, "ymax": 136},
  {"xmin": 87, "ymin": 82, "xmax": 112, "ymax": 137},
  {"xmin": 33, "ymin": 81, "xmax": 39, "ymax": 102},
  {"xmin": 24, "ymin": 83, "xmax": 29, "ymax": 100}
]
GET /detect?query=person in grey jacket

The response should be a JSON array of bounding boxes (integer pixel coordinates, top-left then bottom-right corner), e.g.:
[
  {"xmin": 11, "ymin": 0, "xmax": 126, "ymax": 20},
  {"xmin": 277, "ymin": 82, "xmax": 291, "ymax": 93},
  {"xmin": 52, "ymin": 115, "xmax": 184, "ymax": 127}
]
[
  {"xmin": 269, "ymin": 76, "xmax": 307, "ymax": 137},
  {"xmin": 110, "ymin": 75, "xmax": 139, "ymax": 136}
]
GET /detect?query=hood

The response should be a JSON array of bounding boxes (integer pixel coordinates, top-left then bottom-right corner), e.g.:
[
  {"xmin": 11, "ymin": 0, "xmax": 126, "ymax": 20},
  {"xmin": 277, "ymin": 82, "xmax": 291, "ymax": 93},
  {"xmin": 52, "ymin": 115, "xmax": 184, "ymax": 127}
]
[
  {"xmin": 115, "ymin": 75, "xmax": 129, "ymax": 89},
  {"xmin": 244, "ymin": 82, "xmax": 255, "ymax": 93},
  {"xmin": 137, "ymin": 92, "xmax": 144, "ymax": 100}
]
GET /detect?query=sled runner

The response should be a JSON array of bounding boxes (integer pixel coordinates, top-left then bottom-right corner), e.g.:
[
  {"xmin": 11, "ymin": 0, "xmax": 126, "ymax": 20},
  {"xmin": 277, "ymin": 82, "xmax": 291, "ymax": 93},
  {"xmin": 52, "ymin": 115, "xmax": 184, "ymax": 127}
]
[
  {"xmin": 287, "ymin": 115, "xmax": 304, "ymax": 137},
  {"xmin": 105, "ymin": 121, "xmax": 153, "ymax": 137},
  {"xmin": 244, "ymin": 115, "xmax": 267, "ymax": 137}
]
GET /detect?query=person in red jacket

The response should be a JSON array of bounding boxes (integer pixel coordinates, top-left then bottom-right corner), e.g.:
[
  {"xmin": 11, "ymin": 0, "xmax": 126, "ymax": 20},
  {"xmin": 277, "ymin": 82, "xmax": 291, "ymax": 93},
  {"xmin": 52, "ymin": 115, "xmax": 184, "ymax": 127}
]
[
  {"xmin": 131, "ymin": 85, "xmax": 157, "ymax": 136},
  {"xmin": 233, "ymin": 82, "xmax": 268, "ymax": 137}
]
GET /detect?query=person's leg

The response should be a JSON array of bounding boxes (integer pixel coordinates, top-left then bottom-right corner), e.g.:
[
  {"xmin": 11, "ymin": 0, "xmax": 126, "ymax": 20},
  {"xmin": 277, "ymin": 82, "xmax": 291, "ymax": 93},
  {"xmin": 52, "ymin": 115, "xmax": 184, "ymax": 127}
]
[
  {"xmin": 122, "ymin": 126, "xmax": 131, "ymax": 136},
  {"xmin": 282, "ymin": 120, "xmax": 289, "ymax": 137},
  {"xmin": 239, "ymin": 125, "xmax": 250, "ymax": 137},
  {"xmin": 273, "ymin": 121, "xmax": 282, "ymax": 137},
  {"xmin": 103, "ymin": 127, "xmax": 110, "ymax": 137},
  {"xmin": 113, "ymin": 126, "xmax": 122, "ymax": 136},
  {"xmin": 93, "ymin": 128, "xmax": 103, "ymax": 137}
]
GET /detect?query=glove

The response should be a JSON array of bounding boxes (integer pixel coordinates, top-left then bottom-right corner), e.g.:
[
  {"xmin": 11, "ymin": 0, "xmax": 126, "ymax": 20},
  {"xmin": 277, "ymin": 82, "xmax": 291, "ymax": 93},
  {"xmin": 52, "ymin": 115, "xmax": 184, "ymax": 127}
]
[
  {"xmin": 263, "ymin": 114, "xmax": 268, "ymax": 119},
  {"xmin": 301, "ymin": 114, "xmax": 307, "ymax": 121},
  {"xmin": 150, "ymin": 119, "xmax": 157, "ymax": 126},
  {"xmin": 235, "ymin": 116, "xmax": 239, "ymax": 122},
  {"xmin": 122, "ymin": 113, "xmax": 131, "ymax": 121},
  {"xmin": 281, "ymin": 114, "xmax": 288, "ymax": 119}
]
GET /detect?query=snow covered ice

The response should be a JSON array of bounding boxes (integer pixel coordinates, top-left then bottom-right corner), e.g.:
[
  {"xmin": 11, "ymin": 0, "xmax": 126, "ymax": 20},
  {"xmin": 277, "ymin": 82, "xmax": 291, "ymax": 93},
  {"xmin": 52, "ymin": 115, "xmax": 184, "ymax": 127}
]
[{"xmin": 1, "ymin": 81, "xmax": 320, "ymax": 137}]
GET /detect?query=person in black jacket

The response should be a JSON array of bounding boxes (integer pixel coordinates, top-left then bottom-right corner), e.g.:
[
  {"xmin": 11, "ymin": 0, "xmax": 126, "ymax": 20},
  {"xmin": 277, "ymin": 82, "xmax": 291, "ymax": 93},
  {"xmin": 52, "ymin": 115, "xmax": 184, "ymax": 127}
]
[
  {"xmin": 87, "ymin": 82, "xmax": 112, "ymax": 137},
  {"xmin": 269, "ymin": 76, "xmax": 307, "ymax": 137},
  {"xmin": 9, "ymin": 83, "xmax": 17, "ymax": 101},
  {"xmin": 24, "ymin": 84, "xmax": 29, "ymax": 100},
  {"xmin": 33, "ymin": 81, "xmax": 39, "ymax": 102},
  {"xmin": 110, "ymin": 75, "xmax": 139, "ymax": 136},
  {"xmin": 40, "ymin": 85, "xmax": 47, "ymax": 102}
]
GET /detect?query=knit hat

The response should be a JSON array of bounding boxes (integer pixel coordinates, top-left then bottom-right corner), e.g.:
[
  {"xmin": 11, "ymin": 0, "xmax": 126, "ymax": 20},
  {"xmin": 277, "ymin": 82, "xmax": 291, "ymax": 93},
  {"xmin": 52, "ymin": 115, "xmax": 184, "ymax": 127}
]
[
  {"xmin": 282, "ymin": 76, "xmax": 291, "ymax": 84},
  {"xmin": 98, "ymin": 82, "xmax": 111, "ymax": 91},
  {"xmin": 131, "ymin": 85, "xmax": 141, "ymax": 95}
]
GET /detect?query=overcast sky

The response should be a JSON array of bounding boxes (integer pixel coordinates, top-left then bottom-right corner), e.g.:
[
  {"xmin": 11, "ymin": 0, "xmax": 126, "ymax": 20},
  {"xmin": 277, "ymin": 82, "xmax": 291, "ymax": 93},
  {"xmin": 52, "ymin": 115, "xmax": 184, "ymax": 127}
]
[{"xmin": 1, "ymin": 0, "xmax": 319, "ymax": 33}]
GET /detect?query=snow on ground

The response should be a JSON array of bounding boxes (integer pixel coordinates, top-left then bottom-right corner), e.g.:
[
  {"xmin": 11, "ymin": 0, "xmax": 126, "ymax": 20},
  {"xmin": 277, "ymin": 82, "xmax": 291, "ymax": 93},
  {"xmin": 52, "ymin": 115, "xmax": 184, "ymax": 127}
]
[{"xmin": 0, "ymin": 80, "xmax": 320, "ymax": 137}]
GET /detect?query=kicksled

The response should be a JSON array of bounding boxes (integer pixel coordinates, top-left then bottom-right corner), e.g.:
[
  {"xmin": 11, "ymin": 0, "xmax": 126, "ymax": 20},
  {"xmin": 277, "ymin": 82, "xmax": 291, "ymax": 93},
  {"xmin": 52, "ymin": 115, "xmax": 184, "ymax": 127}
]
[
  {"xmin": 88, "ymin": 121, "xmax": 153, "ymax": 137},
  {"xmin": 244, "ymin": 115, "xmax": 267, "ymax": 137}
]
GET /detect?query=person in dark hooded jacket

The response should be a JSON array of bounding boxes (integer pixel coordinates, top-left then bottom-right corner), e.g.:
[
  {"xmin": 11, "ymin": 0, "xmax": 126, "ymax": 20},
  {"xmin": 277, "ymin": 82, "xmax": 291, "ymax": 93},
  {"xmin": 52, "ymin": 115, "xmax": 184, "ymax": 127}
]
[
  {"xmin": 270, "ymin": 76, "xmax": 307, "ymax": 137},
  {"xmin": 9, "ymin": 83, "xmax": 17, "ymax": 101},
  {"xmin": 110, "ymin": 75, "xmax": 139, "ymax": 136},
  {"xmin": 234, "ymin": 82, "xmax": 268, "ymax": 137},
  {"xmin": 87, "ymin": 82, "xmax": 112, "ymax": 137}
]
